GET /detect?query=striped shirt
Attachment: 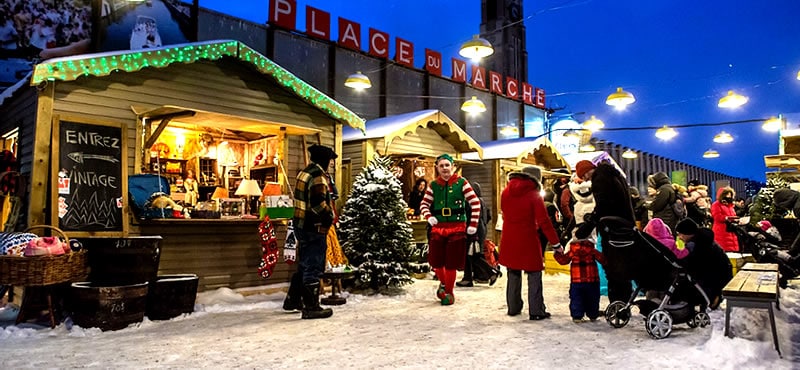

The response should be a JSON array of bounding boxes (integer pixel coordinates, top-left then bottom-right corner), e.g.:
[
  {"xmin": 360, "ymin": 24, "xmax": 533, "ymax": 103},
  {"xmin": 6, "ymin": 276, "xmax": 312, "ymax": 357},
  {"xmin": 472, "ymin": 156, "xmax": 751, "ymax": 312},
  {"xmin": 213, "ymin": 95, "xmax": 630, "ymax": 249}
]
[{"xmin": 419, "ymin": 174, "xmax": 480, "ymax": 229}]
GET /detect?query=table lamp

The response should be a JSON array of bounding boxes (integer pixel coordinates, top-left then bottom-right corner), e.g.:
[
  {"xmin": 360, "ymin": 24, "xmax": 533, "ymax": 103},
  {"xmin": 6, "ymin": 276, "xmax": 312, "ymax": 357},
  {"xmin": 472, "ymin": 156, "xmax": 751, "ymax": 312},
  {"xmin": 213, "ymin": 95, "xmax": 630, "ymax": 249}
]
[
  {"xmin": 210, "ymin": 187, "xmax": 228, "ymax": 211},
  {"xmin": 235, "ymin": 179, "xmax": 262, "ymax": 216}
]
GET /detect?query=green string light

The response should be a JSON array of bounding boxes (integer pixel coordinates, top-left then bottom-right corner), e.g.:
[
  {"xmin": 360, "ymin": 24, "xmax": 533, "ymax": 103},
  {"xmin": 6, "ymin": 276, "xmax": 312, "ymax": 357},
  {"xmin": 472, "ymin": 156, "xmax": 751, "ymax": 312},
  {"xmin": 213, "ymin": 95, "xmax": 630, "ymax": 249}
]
[{"xmin": 31, "ymin": 40, "xmax": 364, "ymax": 131}]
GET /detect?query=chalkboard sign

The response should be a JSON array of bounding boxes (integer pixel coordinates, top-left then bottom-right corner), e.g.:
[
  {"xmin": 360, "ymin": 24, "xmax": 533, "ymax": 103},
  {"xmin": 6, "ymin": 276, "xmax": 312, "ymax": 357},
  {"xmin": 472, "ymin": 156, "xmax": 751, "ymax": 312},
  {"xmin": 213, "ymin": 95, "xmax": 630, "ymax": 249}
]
[{"xmin": 52, "ymin": 118, "xmax": 127, "ymax": 234}]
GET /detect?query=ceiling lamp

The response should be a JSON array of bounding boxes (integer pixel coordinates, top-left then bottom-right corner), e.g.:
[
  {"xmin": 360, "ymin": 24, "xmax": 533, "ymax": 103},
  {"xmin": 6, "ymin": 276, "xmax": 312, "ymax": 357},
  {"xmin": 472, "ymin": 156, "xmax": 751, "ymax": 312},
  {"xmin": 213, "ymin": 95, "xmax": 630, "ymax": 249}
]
[
  {"xmin": 605, "ymin": 87, "xmax": 636, "ymax": 110},
  {"xmin": 655, "ymin": 125, "xmax": 678, "ymax": 141},
  {"xmin": 580, "ymin": 143, "xmax": 596, "ymax": 152},
  {"xmin": 703, "ymin": 149, "xmax": 720, "ymax": 158},
  {"xmin": 499, "ymin": 126, "xmax": 519, "ymax": 136},
  {"xmin": 344, "ymin": 71, "xmax": 371, "ymax": 89},
  {"xmin": 713, "ymin": 131, "xmax": 734, "ymax": 143},
  {"xmin": 797, "ymin": 70, "xmax": 800, "ymax": 80},
  {"xmin": 581, "ymin": 115, "xmax": 604, "ymax": 132},
  {"xmin": 762, "ymin": 116, "xmax": 784, "ymax": 132},
  {"xmin": 461, "ymin": 96, "xmax": 487, "ymax": 114},
  {"xmin": 622, "ymin": 149, "xmax": 638, "ymax": 159},
  {"xmin": 562, "ymin": 129, "xmax": 583, "ymax": 139},
  {"xmin": 717, "ymin": 90, "xmax": 748, "ymax": 108},
  {"xmin": 458, "ymin": 35, "xmax": 494, "ymax": 62}
]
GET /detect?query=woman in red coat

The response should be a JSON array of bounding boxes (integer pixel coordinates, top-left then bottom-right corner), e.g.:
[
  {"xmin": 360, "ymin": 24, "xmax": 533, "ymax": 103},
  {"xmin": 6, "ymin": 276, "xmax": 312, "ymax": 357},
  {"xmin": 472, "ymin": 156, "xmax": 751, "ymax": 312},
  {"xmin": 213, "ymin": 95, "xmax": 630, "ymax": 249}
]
[
  {"xmin": 711, "ymin": 187, "xmax": 739, "ymax": 252},
  {"xmin": 499, "ymin": 166, "xmax": 560, "ymax": 320}
]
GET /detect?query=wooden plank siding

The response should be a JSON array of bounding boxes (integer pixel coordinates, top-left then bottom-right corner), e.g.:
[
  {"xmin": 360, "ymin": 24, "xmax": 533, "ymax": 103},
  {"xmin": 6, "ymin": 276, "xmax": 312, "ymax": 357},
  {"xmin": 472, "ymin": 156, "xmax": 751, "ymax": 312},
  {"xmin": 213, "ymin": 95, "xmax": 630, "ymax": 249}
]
[
  {"xmin": 0, "ymin": 86, "xmax": 37, "ymax": 173},
  {"xmin": 39, "ymin": 58, "xmax": 344, "ymax": 287},
  {"xmin": 383, "ymin": 126, "xmax": 458, "ymax": 159}
]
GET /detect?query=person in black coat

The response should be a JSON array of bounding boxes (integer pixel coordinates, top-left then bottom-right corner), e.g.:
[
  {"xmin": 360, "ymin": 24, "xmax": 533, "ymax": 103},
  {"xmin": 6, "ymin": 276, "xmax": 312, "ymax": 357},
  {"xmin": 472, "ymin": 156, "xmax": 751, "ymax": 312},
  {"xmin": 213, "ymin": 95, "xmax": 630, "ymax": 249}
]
[
  {"xmin": 647, "ymin": 172, "xmax": 678, "ymax": 234},
  {"xmin": 630, "ymin": 186, "xmax": 649, "ymax": 231},
  {"xmin": 457, "ymin": 182, "xmax": 500, "ymax": 287},
  {"xmin": 573, "ymin": 160, "xmax": 635, "ymax": 304},
  {"xmin": 675, "ymin": 218, "xmax": 732, "ymax": 309}
]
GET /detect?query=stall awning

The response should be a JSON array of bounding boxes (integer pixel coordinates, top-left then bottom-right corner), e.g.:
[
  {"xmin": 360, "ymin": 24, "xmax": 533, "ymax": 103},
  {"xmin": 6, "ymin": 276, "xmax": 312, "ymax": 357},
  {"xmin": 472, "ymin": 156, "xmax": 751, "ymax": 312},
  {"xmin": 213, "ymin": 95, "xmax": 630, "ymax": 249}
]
[
  {"xmin": 462, "ymin": 136, "xmax": 569, "ymax": 170},
  {"xmin": 342, "ymin": 109, "xmax": 483, "ymax": 159},
  {"xmin": 765, "ymin": 154, "xmax": 800, "ymax": 169},
  {"xmin": 131, "ymin": 105, "xmax": 321, "ymax": 137},
  {"xmin": 31, "ymin": 40, "xmax": 364, "ymax": 132}
]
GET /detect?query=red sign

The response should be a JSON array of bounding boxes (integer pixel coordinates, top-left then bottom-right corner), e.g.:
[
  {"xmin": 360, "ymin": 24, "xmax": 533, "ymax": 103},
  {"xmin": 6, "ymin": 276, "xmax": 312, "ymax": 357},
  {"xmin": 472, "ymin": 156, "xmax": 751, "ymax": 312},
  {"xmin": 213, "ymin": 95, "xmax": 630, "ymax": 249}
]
[
  {"xmin": 425, "ymin": 49, "xmax": 442, "ymax": 76},
  {"xmin": 338, "ymin": 17, "xmax": 360, "ymax": 50},
  {"xmin": 305, "ymin": 6, "xmax": 330, "ymax": 40},
  {"xmin": 489, "ymin": 71, "xmax": 503, "ymax": 95},
  {"xmin": 534, "ymin": 87, "xmax": 546, "ymax": 108},
  {"xmin": 471, "ymin": 65, "xmax": 486, "ymax": 90},
  {"xmin": 395, "ymin": 37, "xmax": 414, "ymax": 67},
  {"xmin": 268, "ymin": 0, "xmax": 296, "ymax": 29},
  {"xmin": 522, "ymin": 83, "xmax": 534, "ymax": 105},
  {"xmin": 369, "ymin": 28, "xmax": 389, "ymax": 58},
  {"xmin": 506, "ymin": 77, "xmax": 519, "ymax": 99},
  {"xmin": 452, "ymin": 58, "xmax": 467, "ymax": 82}
]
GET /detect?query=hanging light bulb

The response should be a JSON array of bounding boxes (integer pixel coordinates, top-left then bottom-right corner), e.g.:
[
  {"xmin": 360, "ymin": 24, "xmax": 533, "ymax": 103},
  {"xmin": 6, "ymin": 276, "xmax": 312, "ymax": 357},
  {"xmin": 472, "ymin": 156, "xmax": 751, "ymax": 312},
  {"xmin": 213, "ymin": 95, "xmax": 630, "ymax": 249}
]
[
  {"xmin": 580, "ymin": 143, "xmax": 596, "ymax": 152},
  {"xmin": 458, "ymin": 35, "xmax": 494, "ymax": 62},
  {"xmin": 703, "ymin": 149, "xmax": 720, "ymax": 158},
  {"xmin": 762, "ymin": 115, "xmax": 785, "ymax": 132},
  {"xmin": 605, "ymin": 87, "xmax": 636, "ymax": 110},
  {"xmin": 562, "ymin": 129, "xmax": 583, "ymax": 139},
  {"xmin": 796, "ymin": 70, "xmax": 800, "ymax": 80},
  {"xmin": 713, "ymin": 131, "xmax": 734, "ymax": 143},
  {"xmin": 655, "ymin": 125, "xmax": 678, "ymax": 141},
  {"xmin": 461, "ymin": 96, "xmax": 486, "ymax": 114},
  {"xmin": 581, "ymin": 115, "xmax": 605, "ymax": 132},
  {"xmin": 622, "ymin": 149, "xmax": 638, "ymax": 159},
  {"xmin": 344, "ymin": 71, "xmax": 372, "ymax": 89},
  {"xmin": 717, "ymin": 90, "xmax": 748, "ymax": 108}
]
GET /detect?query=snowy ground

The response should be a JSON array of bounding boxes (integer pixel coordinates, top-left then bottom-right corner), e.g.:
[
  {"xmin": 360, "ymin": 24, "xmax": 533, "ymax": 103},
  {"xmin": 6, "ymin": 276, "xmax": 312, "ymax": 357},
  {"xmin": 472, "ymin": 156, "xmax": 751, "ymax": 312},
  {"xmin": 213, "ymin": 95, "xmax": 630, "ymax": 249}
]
[{"xmin": 0, "ymin": 271, "xmax": 797, "ymax": 369}]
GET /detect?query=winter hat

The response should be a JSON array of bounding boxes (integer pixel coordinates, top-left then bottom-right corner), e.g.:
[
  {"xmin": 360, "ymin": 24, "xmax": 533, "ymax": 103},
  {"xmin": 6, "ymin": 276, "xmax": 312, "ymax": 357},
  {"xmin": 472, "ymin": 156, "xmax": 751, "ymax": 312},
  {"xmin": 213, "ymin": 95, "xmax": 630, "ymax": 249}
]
[
  {"xmin": 575, "ymin": 160, "xmax": 596, "ymax": 179},
  {"xmin": 688, "ymin": 179, "xmax": 700, "ymax": 187},
  {"xmin": 509, "ymin": 166, "xmax": 542, "ymax": 182},
  {"xmin": 758, "ymin": 220, "xmax": 773, "ymax": 232},
  {"xmin": 435, "ymin": 153, "xmax": 454, "ymax": 164},
  {"xmin": 629, "ymin": 186, "xmax": 640, "ymax": 198},
  {"xmin": 675, "ymin": 218, "xmax": 699, "ymax": 235},
  {"xmin": 308, "ymin": 144, "xmax": 338, "ymax": 166}
]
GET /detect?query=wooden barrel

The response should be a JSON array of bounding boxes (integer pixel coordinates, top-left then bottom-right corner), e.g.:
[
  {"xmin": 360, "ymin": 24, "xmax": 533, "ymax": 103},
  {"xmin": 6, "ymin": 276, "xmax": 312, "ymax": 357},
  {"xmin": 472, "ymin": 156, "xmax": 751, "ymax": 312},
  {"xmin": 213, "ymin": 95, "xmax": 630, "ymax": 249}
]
[
  {"xmin": 68, "ymin": 282, "xmax": 148, "ymax": 331},
  {"xmin": 80, "ymin": 236, "xmax": 162, "ymax": 286},
  {"xmin": 146, "ymin": 274, "xmax": 199, "ymax": 320}
]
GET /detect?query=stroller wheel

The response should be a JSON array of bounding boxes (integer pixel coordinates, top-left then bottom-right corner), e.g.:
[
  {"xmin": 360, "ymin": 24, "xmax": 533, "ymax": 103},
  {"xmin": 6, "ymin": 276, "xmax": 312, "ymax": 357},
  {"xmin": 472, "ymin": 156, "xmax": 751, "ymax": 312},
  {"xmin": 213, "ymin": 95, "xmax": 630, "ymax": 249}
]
[
  {"xmin": 688, "ymin": 312, "xmax": 711, "ymax": 328},
  {"xmin": 605, "ymin": 301, "xmax": 630, "ymax": 329},
  {"xmin": 645, "ymin": 310, "xmax": 673, "ymax": 339}
]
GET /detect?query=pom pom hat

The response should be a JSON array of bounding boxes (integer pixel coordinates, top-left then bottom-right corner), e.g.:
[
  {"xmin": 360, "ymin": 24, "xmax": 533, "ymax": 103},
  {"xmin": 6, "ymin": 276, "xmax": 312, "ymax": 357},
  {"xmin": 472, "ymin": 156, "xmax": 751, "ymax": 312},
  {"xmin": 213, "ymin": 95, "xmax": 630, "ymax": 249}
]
[{"xmin": 575, "ymin": 160, "xmax": 597, "ymax": 179}]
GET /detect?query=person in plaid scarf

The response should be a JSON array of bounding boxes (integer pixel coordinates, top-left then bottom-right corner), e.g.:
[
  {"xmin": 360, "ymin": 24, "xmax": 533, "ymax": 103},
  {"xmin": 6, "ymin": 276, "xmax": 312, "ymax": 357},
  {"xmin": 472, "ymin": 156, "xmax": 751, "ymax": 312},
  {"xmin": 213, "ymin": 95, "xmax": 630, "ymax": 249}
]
[{"xmin": 553, "ymin": 239, "xmax": 606, "ymax": 322}]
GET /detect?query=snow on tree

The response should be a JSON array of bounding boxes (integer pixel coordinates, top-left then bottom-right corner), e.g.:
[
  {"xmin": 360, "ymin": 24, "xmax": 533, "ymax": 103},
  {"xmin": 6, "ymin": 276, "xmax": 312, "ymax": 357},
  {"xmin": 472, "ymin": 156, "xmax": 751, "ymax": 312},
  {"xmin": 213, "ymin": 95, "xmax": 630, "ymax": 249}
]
[{"xmin": 339, "ymin": 155, "xmax": 414, "ymax": 292}]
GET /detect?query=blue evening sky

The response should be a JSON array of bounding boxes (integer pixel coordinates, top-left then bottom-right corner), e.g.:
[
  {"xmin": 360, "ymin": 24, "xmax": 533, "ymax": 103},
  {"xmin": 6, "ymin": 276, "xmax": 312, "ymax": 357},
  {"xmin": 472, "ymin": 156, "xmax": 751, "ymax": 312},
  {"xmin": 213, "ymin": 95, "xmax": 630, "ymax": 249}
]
[{"xmin": 200, "ymin": 0, "xmax": 800, "ymax": 181}]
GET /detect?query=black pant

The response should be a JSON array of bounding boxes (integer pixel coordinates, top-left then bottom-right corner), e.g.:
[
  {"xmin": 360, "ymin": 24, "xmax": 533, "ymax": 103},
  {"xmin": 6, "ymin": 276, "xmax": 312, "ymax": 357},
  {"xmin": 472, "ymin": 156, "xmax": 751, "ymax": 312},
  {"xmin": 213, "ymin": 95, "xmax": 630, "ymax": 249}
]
[{"xmin": 463, "ymin": 250, "xmax": 496, "ymax": 281}]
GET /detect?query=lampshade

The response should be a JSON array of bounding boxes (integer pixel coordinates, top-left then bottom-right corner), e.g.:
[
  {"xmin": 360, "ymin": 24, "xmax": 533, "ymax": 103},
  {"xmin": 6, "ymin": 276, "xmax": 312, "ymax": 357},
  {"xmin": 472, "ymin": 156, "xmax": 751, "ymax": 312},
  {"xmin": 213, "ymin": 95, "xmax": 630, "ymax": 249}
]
[
  {"xmin": 796, "ymin": 70, "xmax": 800, "ymax": 80},
  {"xmin": 458, "ymin": 35, "xmax": 494, "ymax": 61},
  {"xmin": 622, "ymin": 149, "xmax": 638, "ymax": 159},
  {"xmin": 562, "ymin": 129, "xmax": 583, "ymax": 139},
  {"xmin": 211, "ymin": 187, "xmax": 228, "ymax": 200},
  {"xmin": 717, "ymin": 90, "xmax": 748, "ymax": 108},
  {"xmin": 713, "ymin": 131, "xmax": 734, "ymax": 143},
  {"xmin": 655, "ymin": 125, "xmax": 678, "ymax": 141},
  {"xmin": 235, "ymin": 179, "xmax": 263, "ymax": 197},
  {"xmin": 461, "ymin": 96, "xmax": 487, "ymax": 114},
  {"xmin": 762, "ymin": 116, "xmax": 784, "ymax": 132},
  {"xmin": 579, "ymin": 143, "xmax": 596, "ymax": 152},
  {"xmin": 703, "ymin": 149, "xmax": 720, "ymax": 158},
  {"xmin": 581, "ymin": 115, "xmax": 604, "ymax": 132},
  {"xmin": 344, "ymin": 71, "xmax": 371, "ymax": 89},
  {"xmin": 605, "ymin": 87, "xmax": 636, "ymax": 109}
]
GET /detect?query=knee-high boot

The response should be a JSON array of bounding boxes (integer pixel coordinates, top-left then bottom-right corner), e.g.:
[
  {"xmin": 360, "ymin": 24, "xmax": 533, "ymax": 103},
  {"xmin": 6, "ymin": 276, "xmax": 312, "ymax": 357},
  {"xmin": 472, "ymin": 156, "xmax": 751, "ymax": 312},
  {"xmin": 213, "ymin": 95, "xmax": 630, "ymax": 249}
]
[
  {"xmin": 301, "ymin": 282, "xmax": 333, "ymax": 319},
  {"xmin": 283, "ymin": 271, "xmax": 304, "ymax": 311}
]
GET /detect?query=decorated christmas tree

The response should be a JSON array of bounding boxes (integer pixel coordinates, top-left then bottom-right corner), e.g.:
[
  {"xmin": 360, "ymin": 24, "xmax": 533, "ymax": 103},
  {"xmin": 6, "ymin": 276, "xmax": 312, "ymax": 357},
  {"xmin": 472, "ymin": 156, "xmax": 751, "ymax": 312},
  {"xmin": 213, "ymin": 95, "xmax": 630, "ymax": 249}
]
[{"xmin": 339, "ymin": 155, "xmax": 414, "ymax": 292}]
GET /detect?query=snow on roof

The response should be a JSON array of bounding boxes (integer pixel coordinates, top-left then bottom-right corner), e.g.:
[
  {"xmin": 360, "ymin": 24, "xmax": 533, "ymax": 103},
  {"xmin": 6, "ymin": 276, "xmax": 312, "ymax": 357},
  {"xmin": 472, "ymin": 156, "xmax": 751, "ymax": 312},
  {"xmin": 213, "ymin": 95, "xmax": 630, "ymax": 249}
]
[
  {"xmin": 342, "ymin": 109, "xmax": 483, "ymax": 158},
  {"xmin": 461, "ymin": 136, "xmax": 569, "ymax": 169},
  {"xmin": 0, "ymin": 72, "xmax": 31, "ymax": 107}
]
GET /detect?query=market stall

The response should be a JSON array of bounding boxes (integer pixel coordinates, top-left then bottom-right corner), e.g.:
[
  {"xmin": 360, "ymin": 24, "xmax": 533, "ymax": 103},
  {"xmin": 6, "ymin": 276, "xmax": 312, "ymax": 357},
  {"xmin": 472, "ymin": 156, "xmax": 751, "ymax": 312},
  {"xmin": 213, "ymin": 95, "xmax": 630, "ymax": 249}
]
[
  {"xmin": 14, "ymin": 40, "xmax": 364, "ymax": 290},
  {"xmin": 461, "ymin": 136, "xmax": 569, "ymax": 243},
  {"xmin": 341, "ymin": 109, "xmax": 483, "ymax": 244}
]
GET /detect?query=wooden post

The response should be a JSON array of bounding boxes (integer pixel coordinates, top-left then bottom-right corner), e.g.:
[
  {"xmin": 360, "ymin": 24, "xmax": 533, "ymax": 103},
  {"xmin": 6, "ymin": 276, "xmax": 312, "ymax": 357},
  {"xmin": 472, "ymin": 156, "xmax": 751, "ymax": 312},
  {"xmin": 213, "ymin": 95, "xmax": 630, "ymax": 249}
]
[{"xmin": 28, "ymin": 81, "xmax": 54, "ymax": 227}]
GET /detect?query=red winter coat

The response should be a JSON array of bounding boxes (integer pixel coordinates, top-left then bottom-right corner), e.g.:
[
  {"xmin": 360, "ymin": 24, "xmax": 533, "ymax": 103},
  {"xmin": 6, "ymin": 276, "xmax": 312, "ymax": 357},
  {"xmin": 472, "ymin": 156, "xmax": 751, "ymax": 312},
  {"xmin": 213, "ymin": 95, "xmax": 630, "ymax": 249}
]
[
  {"xmin": 499, "ymin": 175, "xmax": 560, "ymax": 272},
  {"xmin": 711, "ymin": 188, "xmax": 739, "ymax": 252}
]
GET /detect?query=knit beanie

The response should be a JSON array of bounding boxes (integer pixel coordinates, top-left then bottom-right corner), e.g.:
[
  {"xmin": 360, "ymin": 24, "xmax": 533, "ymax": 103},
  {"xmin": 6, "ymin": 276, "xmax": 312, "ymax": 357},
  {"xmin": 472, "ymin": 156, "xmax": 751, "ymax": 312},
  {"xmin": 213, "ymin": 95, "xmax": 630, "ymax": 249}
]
[
  {"xmin": 675, "ymin": 218, "xmax": 698, "ymax": 235},
  {"xmin": 308, "ymin": 144, "xmax": 337, "ymax": 166},
  {"xmin": 575, "ymin": 160, "xmax": 596, "ymax": 179}
]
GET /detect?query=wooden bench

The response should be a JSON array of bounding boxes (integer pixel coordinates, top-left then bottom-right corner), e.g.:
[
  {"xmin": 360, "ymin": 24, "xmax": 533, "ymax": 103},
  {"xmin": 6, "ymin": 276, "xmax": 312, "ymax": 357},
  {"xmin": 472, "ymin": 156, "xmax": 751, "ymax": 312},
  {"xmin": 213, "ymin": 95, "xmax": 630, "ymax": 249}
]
[{"xmin": 722, "ymin": 265, "xmax": 781, "ymax": 357}]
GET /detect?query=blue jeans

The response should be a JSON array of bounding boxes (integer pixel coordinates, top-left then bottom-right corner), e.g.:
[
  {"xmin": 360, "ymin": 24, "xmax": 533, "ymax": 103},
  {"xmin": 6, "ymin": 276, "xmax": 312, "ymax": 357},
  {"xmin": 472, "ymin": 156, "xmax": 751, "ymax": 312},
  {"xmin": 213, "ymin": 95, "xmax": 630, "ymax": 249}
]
[
  {"xmin": 569, "ymin": 282, "xmax": 601, "ymax": 319},
  {"xmin": 296, "ymin": 228, "xmax": 328, "ymax": 285}
]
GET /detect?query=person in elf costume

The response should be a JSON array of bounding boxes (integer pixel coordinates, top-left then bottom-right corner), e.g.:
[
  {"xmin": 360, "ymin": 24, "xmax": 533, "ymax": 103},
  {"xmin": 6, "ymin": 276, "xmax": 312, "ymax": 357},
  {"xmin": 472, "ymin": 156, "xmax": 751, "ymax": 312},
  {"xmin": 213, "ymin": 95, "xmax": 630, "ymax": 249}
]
[{"xmin": 419, "ymin": 154, "xmax": 480, "ymax": 305}]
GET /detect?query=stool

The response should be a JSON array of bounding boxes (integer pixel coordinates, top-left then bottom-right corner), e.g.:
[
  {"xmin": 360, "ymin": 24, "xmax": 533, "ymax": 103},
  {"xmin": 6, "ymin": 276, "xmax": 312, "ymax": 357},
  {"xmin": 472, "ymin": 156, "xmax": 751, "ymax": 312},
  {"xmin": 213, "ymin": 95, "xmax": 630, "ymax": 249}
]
[
  {"xmin": 320, "ymin": 270, "xmax": 355, "ymax": 305},
  {"xmin": 722, "ymin": 270, "xmax": 780, "ymax": 357}
]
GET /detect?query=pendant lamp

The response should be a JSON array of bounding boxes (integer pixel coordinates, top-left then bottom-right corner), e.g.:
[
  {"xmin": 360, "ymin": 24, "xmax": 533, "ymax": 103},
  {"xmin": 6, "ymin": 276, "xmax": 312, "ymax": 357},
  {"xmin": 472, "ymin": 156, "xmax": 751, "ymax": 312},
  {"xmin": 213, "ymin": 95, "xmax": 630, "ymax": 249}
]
[
  {"xmin": 461, "ymin": 96, "xmax": 487, "ymax": 114},
  {"xmin": 622, "ymin": 149, "xmax": 638, "ymax": 159},
  {"xmin": 762, "ymin": 116, "xmax": 784, "ymax": 132},
  {"xmin": 458, "ymin": 35, "xmax": 494, "ymax": 61},
  {"xmin": 605, "ymin": 87, "xmax": 636, "ymax": 110},
  {"xmin": 703, "ymin": 149, "xmax": 720, "ymax": 158},
  {"xmin": 345, "ymin": 71, "xmax": 372, "ymax": 89},
  {"xmin": 580, "ymin": 143, "xmax": 596, "ymax": 152},
  {"xmin": 713, "ymin": 131, "xmax": 734, "ymax": 143},
  {"xmin": 582, "ymin": 115, "xmax": 604, "ymax": 132},
  {"xmin": 655, "ymin": 125, "xmax": 678, "ymax": 141},
  {"xmin": 717, "ymin": 90, "xmax": 748, "ymax": 108}
]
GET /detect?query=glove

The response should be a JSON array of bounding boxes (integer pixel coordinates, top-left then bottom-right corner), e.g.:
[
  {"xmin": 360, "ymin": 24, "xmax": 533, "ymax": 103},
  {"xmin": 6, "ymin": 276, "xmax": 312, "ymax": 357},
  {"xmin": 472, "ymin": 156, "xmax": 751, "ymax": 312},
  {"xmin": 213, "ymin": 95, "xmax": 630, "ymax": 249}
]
[
  {"xmin": 466, "ymin": 226, "xmax": 477, "ymax": 235},
  {"xmin": 428, "ymin": 217, "xmax": 438, "ymax": 226}
]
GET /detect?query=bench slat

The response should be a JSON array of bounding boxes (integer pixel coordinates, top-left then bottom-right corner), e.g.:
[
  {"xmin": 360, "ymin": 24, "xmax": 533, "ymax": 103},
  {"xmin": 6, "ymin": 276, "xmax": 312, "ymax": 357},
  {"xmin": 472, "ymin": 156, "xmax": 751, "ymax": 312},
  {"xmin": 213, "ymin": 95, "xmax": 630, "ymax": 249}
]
[{"xmin": 723, "ymin": 271, "xmax": 778, "ymax": 300}]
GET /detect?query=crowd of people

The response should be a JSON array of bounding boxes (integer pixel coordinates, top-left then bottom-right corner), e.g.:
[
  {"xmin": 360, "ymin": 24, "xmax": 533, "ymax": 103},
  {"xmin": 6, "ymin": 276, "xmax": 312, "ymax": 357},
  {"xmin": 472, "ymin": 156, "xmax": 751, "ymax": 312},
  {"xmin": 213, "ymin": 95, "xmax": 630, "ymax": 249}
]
[{"xmin": 0, "ymin": 0, "xmax": 92, "ymax": 60}]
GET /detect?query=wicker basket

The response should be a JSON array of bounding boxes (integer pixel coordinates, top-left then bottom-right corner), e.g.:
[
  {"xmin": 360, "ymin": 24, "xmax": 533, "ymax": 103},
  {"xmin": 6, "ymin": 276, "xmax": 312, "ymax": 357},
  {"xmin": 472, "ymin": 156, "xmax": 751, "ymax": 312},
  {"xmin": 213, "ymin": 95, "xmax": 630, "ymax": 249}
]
[{"xmin": 0, "ymin": 225, "xmax": 88, "ymax": 286}]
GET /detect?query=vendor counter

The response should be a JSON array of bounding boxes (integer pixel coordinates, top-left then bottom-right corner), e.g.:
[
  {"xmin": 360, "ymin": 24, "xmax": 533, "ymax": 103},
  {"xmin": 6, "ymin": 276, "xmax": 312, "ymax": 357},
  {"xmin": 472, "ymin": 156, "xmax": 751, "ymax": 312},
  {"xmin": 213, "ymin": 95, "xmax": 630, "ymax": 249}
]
[{"xmin": 137, "ymin": 218, "xmax": 293, "ymax": 292}]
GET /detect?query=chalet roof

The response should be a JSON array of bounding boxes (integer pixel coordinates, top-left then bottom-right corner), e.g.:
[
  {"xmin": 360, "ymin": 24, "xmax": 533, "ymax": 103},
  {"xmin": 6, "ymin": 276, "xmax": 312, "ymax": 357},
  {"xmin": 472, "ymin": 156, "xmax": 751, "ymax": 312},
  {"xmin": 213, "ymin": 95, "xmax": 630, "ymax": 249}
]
[
  {"xmin": 462, "ymin": 136, "xmax": 568, "ymax": 170},
  {"xmin": 342, "ymin": 109, "xmax": 483, "ymax": 158},
  {"xmin": 30, "ymin": 40, "xmax": 364, "ymax": 132}
]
